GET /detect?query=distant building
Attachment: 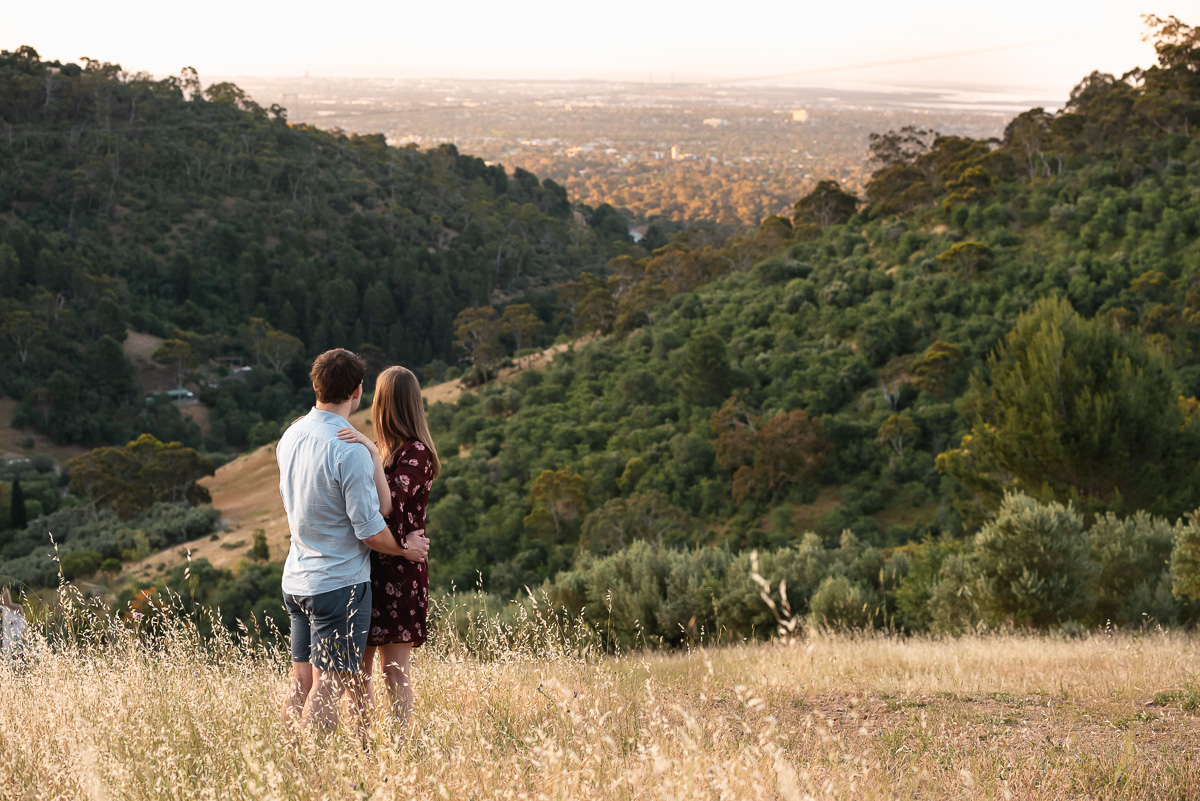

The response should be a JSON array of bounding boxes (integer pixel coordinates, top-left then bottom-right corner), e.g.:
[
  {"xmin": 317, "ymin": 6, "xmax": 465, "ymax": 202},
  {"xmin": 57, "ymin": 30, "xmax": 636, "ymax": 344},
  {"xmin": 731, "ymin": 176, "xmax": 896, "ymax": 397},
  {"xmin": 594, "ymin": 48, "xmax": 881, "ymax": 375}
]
[
  {"xmin": 671, "ymin": 145, "xmax": 680, "ymax": 160},
  {"xmin": 702, "ymin": 118, "xmax": 729, "ymax": 127},
  {"xmin": 792, "ymin": 110, "xmax": 809, "ymax": 123},
  {"xmin": 147, "ymin": 388, "xmax": 196, "ymax": 404},
  {"xmin": 629, "ymin": 225, "xmax": 649, "ymax": 243}
]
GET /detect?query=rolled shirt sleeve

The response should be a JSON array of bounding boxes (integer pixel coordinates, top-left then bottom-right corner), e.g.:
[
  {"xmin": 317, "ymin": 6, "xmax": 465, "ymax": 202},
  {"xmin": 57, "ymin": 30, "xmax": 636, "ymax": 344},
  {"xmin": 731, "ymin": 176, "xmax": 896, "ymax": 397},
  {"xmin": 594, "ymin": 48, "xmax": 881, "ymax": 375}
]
[{"xmin": 338, "ymin": 447, "xmax": 388, "ymax": 541}]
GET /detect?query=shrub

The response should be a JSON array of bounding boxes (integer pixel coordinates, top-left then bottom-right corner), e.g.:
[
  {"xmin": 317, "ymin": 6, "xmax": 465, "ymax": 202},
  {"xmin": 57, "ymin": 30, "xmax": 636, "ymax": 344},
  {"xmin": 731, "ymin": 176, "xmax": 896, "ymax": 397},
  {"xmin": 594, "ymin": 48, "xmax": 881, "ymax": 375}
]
[
  {"xmin": 807, "ymin": 575, "xmax": 880, "ymax": 629},
  {"xmin": 1089, "ymin": 510, "xmax": 1179, "ymax": 626},
  {"xmin": 59, "ymin": 550, "xmax": 102, "ymax": 581},
  {"xmin": 973, "ymin": 493, "xmax": 1093, "ymax": 628},
  {"xmin": 926, "ymin": 554, "xmax": 983, "ymax": 634},
  {"xmin": 249, "ymin": 529, "xmax": 269, "ymax": 562},
  {"xmin": 1171, "ymin": 516, "xmax": 1200, "ymax": 602}
]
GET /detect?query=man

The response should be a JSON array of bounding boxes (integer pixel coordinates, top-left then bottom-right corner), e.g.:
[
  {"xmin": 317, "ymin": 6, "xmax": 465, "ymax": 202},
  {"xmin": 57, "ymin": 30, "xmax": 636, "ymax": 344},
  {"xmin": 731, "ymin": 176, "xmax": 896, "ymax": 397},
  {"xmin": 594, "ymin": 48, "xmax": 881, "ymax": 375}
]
[{"xmin": 277, "ymin": 348, "xmax": 430, "ymax": 736}]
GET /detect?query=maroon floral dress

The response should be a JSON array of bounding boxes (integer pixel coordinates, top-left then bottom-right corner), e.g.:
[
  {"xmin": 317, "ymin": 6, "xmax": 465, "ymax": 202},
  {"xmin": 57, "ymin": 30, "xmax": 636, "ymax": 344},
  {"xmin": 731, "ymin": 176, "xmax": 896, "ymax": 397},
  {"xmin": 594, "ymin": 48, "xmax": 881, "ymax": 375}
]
[{"xmin": 368, "ymin": 440, "xmax": 434, "ymax": 647}]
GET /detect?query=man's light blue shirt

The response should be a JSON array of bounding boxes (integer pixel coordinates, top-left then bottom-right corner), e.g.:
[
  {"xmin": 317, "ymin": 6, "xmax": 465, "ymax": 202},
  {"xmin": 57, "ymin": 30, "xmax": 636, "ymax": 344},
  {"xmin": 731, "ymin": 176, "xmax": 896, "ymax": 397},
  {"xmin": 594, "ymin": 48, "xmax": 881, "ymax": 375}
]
[{"xmin": 278, "ymin": 408, "xmax": 388, "ymax": 597}]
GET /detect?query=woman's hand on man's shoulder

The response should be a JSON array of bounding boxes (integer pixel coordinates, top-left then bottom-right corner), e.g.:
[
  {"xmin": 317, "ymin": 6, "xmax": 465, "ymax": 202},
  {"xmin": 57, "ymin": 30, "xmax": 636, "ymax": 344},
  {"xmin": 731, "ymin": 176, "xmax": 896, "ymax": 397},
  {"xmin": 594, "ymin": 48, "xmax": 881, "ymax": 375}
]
[{"xmin": 337, "ymin": 427, "xmax": 379, "ymax": 455}]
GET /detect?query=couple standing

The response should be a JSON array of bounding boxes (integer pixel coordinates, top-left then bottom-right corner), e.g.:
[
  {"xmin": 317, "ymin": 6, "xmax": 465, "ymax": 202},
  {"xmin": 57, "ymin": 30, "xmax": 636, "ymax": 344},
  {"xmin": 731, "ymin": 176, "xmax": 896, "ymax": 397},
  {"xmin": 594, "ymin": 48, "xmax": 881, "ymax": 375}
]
[{"xmin": 276, "ymin": 348, "xmax": 440, "ymax": 737}]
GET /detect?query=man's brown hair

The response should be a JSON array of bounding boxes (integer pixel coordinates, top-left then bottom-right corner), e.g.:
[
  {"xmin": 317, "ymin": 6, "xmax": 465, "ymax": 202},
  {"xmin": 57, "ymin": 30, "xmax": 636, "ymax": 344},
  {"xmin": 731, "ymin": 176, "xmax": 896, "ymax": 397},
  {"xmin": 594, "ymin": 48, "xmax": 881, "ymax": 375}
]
[{"xmin": 310, "ymin": 349, "xmax": 366, "ymax": 404}]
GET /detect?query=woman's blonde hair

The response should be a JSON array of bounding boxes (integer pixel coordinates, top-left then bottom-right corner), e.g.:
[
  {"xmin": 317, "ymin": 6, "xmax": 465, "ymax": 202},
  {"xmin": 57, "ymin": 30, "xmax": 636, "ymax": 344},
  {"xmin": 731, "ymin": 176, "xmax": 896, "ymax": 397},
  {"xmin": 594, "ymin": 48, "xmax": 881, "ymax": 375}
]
[{"xmin": 371, "ymin": 366, "xmax": 441, "ymax": 478}]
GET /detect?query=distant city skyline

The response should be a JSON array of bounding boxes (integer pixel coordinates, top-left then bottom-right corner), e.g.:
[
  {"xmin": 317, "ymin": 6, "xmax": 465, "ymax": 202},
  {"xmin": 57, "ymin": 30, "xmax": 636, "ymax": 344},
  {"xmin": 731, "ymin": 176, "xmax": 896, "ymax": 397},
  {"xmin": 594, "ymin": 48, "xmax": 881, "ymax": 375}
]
[{"xmin": 1, "ymin": 1, "xmax": 1165, "ymax": 103}]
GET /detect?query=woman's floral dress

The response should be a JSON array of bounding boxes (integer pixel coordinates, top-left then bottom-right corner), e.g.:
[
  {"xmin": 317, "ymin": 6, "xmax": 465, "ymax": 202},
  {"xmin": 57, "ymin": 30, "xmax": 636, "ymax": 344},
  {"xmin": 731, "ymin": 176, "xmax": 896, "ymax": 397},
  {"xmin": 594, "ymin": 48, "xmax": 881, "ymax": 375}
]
[{"xmin": 368, "ymin": 440, "xmax": 434, "ymax": 647}]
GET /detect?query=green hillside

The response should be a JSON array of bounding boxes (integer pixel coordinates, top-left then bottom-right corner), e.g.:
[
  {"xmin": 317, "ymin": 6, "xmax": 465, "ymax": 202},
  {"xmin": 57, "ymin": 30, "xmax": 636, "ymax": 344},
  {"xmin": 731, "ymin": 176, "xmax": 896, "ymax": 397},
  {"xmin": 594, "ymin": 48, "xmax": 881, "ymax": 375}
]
[
  {"xmin": 412, "ymin": 15, "xmax": 1200, "ymax": 638},
  {"xmin": 4, "ymin": 17, "xmax": 1200, "ymax": 642},
  {"xmin": 0, "ymin": 46, "xmax": 637, "ymax": 451}
]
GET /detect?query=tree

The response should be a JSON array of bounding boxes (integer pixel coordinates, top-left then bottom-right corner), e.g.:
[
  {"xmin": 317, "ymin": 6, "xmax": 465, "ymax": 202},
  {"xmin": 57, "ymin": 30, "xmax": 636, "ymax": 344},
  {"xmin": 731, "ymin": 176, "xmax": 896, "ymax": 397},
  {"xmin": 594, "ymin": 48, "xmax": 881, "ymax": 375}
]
[
  {"xmin": 942, "ymin": 165, "xmax": 994, "ymax": 208},
  {"xmin": 808, "ymin": 575, "xmax": 880, "ymax": 630},
  {"xmin": 936, "ymin": 241, "xmax": 992, "ymax": 278},
  {"xmin": 153, "ymin": 339, "xmax": 199, "ymax": 390},
  {"xmin": 203, "ymin": 82, "xmax": 263, "ymax": 114},
  {"xmin": 10, "ymin": 478, "xmax": 26, "ymax": 530},
  {"xmin": 1136, "ymin": 15, "xmax": 1200, "ymax": 134},
  {"xmin": 876, "ymin": 414, "xmax": 919, "ymax": 457},
  {"xmin": 743, "ymin": 409, "xmax": 828, "ymax": 503},
  {"xmin": 524, "ymin": 467, "xmax": 588, "ymax": 540},
  {"xmin": 238, "ymin": 317, "xmax": 272, "ymax": 365},
  {"xmin": 249, "ymin": 529, "xmax": 270, "ymax": 561},
  {"xmin": 865, "ymin": 163, "xmax": 936, "ymax": 215},
  {"xmin": 868, "ymin": 125, "xmax": 936, "ymax": 168},
  {"xmin": 60, "ymin": 550, "xmax": 102, "ymax": 582},
  {"xmin": 579, "ymin": 491, "xmax": 700, "ymax": 555},
  {"xmin": 576, "ymin": 287, "xmax": 617, "ymax": 334},
  {"xmin": 499, "ymin": 303, "xmax": 542, "ymax": 368},
  {"xmin": 1003, "ymin": 108, "xmax": 1054, "ymax": 181},
  {"xmin": 66, "ymin": 434, "xmax": 214, "ymax": 519},
  {"xmin": 676, "ymin": 331, "xmax": 733, "ymax": 407},
  {"xmin": 0, "ymin": 484, "xmax": 9, "ymax": 539},
  {"xmin": 712, "ymin": 395, "xmax": 828, "ymax": 503},
  {"xmin": 1172, "ymin": 512, "xmax": 1200, "ymax": 602},
  {"xmin": 1088, "ymin": 511, "xmax": 1178, "ymax": 626},
  {"xmin": 938, "ymin": 297, "xmax": 1199, "ymax": 523},
  {"xmin": 261, "ymin": 328, "xmax": 303, "ymax": 371},
  {"xmin": 793, "ymin": 180, "xmax": 858, "ymax": 229},
  {"xmin": 911, "ymin": 341, "xmax": 966, "ymax": 398},
  {"xmin": 63, "ymin": 444, "xmax": 138, "ymax": 513},
  {"xmin": 0, "ymin": 309, "xmax": 46, "ymax": 364},
  {"xmin": 453, "ymin": 306, "xmax": 501, "ymax": 379}
]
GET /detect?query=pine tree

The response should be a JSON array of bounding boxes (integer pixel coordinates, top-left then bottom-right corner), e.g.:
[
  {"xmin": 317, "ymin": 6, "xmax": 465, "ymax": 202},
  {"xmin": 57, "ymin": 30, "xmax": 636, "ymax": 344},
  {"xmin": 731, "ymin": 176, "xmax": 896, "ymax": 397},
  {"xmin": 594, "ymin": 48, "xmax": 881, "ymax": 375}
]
[{"xmin": 10, "ymin": 478, "xmax": 26, "ymax": 531}]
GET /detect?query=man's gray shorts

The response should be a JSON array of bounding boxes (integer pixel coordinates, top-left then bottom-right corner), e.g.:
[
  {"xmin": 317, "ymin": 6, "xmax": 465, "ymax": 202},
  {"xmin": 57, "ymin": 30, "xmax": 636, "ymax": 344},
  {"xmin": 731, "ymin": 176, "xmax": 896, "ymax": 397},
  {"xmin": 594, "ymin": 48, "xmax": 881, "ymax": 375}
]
[{"xmin": 284, "ymin": 582, "xmax": 371, "ymax": 673}]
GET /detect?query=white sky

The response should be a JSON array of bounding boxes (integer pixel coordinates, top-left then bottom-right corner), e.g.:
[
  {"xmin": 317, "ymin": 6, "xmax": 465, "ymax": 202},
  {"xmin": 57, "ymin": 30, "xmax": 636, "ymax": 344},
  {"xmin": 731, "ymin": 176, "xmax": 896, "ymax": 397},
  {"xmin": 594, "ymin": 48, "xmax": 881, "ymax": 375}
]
[{"xmin": 1, "ymin": 1, "xmax": 1171, "ymax": 100}]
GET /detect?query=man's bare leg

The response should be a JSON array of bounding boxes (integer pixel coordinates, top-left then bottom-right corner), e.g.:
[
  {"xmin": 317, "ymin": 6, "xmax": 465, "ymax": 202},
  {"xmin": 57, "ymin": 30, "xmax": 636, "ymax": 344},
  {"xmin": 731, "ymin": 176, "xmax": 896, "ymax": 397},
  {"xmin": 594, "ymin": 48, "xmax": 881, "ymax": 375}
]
[
  {"xmin": 303, "ymin": 667, "xmax": 346, "ymax": 734},
  {"xmin": 344, "ymin": 669, "xmax": 372, "ymax": 747},
  {"xmin": 280, "ymin": 661, "xmax": 313, "ymax": 729},
  {"xmin": 303, "ymin": 666, "xmax": 372, "ymax": 743}
]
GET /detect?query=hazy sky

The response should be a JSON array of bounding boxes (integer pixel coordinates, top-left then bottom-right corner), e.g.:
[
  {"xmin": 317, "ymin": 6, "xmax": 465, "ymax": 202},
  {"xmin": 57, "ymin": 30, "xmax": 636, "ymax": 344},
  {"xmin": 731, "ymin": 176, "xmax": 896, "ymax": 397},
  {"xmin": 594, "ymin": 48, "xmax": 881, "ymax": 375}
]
[{"xmin": 1, "ymin": 1, "xmax": 1167, "ymax": 100}]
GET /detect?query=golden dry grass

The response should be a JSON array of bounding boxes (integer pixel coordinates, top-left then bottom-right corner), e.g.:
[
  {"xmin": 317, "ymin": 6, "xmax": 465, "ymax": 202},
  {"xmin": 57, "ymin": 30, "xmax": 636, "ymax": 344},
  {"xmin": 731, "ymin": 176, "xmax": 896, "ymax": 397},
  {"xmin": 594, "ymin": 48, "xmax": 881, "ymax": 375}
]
[{"xmin": 2, "ymin": 599, "xmax": 1198, "ymax": 800}]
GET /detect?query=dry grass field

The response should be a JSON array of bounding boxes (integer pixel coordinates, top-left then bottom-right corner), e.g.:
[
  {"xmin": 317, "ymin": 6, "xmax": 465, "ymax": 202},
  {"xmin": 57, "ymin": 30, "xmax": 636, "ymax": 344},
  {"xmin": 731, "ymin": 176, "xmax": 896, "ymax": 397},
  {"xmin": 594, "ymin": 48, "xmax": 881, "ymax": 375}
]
[{"xmin": 2, "ymin": 596, "xmax": 1198, "ymax": 800}]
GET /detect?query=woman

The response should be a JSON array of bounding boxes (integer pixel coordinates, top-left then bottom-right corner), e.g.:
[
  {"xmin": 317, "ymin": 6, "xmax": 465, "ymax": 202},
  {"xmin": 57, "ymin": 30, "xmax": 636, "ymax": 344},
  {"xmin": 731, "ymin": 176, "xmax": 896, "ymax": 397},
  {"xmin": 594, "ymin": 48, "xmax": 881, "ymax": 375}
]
[
  {"xmin": 0, "ymin": 586, "xmax": 28, "ymax": 662},
  {"xmin": 338, "ymin": 365, "xmax": 440, "ymax": 729}
]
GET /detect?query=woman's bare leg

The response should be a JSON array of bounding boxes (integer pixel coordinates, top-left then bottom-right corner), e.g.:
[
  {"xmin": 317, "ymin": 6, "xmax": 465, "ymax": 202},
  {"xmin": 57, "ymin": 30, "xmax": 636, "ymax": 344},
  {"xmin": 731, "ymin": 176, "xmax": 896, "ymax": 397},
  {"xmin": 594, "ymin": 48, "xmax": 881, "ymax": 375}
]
[
  {"xmin": 378, "ymin": 643, "xmax": 414, "ymax": 730},
  {"xmin": 362, "ymin": 646, "xmax": 379, "ymax": 712}
]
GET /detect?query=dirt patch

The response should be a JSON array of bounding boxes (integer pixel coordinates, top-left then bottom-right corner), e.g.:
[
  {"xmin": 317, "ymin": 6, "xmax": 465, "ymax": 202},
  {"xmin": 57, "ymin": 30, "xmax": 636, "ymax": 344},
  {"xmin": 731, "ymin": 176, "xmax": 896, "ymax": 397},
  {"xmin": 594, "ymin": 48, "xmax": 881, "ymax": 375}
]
[
  {"xmin": 125, "ymin": 444, "xmax": 289, "ymax": 577},
  {"xmin": 178, "ymin": 401, "xmax": 211, "ymax": 435},
  {"xmin": 0, "ymin": 397, "xmax": 86, "ymax": 466},
  {"xmin": 123, "ymin": 330, "xmax": 182, "ymax": 394},
  {"xmin": 421, "ymin": 334, "xmax": 595, "ymax": 410},
  {"xmin": 789, "ymin": 486, "xmax": 843, "ymax": 535},
  {"xmin": 423, "ymin": 377, "xmax": 467, "ymax": 407},
  {"xmin": 123, "ymin": 330, "xmax": 164, "ymax": 365}
]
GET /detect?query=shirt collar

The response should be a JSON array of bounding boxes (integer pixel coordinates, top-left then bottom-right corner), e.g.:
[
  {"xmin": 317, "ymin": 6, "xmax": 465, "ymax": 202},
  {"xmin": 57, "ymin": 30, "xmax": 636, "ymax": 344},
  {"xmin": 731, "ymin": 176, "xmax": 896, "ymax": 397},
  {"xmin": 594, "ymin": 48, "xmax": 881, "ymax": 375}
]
[{"xmin": 307, "ymin": 407, "xmax": 351, "ymax": 428}]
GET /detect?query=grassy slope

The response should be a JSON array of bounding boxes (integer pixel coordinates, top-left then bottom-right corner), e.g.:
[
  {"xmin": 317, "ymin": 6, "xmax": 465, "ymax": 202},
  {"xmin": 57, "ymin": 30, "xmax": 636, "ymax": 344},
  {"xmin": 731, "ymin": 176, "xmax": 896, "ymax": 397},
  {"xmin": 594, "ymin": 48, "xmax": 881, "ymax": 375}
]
[{"xmin": 3, "ymin": 623, "xmax": 1197, "ymax": 799}]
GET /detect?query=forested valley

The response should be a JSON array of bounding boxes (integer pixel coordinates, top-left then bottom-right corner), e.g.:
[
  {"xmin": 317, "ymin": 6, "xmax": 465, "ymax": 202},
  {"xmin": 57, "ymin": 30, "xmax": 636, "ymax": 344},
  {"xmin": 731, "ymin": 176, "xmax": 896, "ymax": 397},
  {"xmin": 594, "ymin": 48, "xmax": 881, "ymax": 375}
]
[{"xmin": 3, "ymin": 16, "xmax": 1200, "ymax": 645}]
